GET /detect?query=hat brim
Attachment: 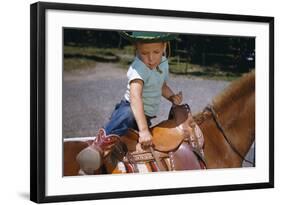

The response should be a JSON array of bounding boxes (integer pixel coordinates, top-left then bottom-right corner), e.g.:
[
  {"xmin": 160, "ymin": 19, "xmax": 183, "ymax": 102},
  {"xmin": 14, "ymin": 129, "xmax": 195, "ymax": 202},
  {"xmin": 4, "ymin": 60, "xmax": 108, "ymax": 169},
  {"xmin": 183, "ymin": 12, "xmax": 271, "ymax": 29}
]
[{"xmin": 119, "ymin": 32, "xmax": 178, "ymax": 43}]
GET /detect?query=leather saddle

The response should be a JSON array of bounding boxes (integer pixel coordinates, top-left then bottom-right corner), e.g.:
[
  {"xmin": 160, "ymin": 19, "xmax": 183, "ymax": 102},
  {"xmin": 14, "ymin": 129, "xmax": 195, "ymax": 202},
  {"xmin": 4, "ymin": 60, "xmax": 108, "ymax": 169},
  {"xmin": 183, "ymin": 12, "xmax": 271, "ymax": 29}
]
[{"xmin": 109, "ymin": 104, "xmax": 206, "ymax": 172}]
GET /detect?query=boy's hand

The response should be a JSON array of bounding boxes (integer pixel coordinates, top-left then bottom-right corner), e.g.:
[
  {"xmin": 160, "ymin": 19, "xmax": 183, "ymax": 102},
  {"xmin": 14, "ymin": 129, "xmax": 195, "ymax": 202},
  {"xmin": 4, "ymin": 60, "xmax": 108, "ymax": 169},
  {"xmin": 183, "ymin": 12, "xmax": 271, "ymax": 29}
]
[
  {"xmin": 138, "ymin": 129, "xmax": 153, "ymax": 148},
  {"xmin": 169, "ymin": 91, "xmax": 183, "ymax": 105}
]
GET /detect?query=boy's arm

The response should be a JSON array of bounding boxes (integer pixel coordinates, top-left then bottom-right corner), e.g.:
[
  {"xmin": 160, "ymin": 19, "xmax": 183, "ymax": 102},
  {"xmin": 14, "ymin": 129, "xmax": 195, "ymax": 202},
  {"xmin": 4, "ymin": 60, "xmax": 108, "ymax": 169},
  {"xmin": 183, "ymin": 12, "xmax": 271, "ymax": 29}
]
[
  {"xmin": 162, "ymin": 82, "xmax": 183, "ymax": 105},
  {"xmin": 130, "ymin": 79, "xmax": 152, "ymax": 147},
  {"xmin": 162, "ymin": 81, "xmax": 175, "ymax": 100}
]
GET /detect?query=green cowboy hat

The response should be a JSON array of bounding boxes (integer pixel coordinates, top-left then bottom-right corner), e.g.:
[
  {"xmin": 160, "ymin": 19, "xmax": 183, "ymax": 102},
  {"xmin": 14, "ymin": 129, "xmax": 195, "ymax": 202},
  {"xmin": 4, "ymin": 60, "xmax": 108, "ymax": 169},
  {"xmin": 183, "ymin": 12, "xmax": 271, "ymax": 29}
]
[{"xmin": 119, "ymin": 31, "xmax": 178, "ymax": 43}]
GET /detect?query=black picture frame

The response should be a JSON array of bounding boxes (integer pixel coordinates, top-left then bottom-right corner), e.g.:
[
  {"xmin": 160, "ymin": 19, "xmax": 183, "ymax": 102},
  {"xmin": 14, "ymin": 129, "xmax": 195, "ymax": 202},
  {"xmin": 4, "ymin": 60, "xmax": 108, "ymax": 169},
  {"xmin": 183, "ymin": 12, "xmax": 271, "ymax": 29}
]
[{"xmin": 30, "ymin": 1, "xmax": 274, "ymax": 203}]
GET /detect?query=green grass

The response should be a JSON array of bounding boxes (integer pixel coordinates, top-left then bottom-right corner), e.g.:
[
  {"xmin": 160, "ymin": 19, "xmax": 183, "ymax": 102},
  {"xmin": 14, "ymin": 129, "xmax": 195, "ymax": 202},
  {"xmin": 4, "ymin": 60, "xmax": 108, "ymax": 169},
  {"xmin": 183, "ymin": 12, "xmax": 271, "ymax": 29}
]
[
  {"xmin": 64, "ymin": 58, "xmax": 96, "ymax": 71},
  {"xmin": 63, "ymin": 45, "xmax": 250, "ymax": 81},
  {"xmin": 118, "ymin": 56, "xmax": 243, "ymax": 81},
  {"xmin": 64, "ymin": 45, "xmax": 134, "ymax": 57},
  {"xmin": 64, "ymin": 46, "xmax": 122, "ymax": 71},
  {"xmin": 64, "ymin": 46, "xmax": 115, "ymax": 56},
  {"xmin": 169, "ymin": 57, "xmax": 244, "ymax": 81}
]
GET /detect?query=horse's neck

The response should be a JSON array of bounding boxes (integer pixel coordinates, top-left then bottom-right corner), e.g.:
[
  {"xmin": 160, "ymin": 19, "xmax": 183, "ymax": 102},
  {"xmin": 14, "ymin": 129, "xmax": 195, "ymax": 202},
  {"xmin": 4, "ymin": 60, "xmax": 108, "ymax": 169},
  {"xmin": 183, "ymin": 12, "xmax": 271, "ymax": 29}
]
[{"xmin": 212, "ymin": 72, "xmax": 255, "ymax": 156}]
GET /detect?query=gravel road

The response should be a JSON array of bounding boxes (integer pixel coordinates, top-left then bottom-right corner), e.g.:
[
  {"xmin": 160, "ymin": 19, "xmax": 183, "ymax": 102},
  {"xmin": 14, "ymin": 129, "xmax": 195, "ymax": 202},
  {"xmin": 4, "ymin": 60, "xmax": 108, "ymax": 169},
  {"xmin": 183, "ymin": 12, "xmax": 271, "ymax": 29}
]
[{"xmin": 63, "ymin": 62, "xmax": 254, "ymax": 166}]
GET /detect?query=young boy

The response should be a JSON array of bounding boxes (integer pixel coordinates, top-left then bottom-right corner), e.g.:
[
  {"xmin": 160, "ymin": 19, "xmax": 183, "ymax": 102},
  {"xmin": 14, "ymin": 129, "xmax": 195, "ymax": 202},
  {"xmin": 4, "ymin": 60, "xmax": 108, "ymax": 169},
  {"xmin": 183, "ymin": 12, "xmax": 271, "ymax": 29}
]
[
  {"xmin": 77, "ymin": 31, "xmax": 182, "ymax": 174},
  {"xmin": 105, "ymin": 31, "xmax": 182, "ymax": 147}
]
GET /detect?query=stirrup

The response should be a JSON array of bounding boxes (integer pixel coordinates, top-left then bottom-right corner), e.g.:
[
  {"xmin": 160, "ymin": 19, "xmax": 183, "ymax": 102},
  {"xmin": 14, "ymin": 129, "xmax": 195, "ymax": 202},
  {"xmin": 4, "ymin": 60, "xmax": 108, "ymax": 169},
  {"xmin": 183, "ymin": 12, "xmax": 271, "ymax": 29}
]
[
  {"xmin": 76, "ymin": 128, "xmax": 121, "ymax": 174},
  {"xmin": 76, "ymin": 146, "xmax": 102, "ymax": 174}
]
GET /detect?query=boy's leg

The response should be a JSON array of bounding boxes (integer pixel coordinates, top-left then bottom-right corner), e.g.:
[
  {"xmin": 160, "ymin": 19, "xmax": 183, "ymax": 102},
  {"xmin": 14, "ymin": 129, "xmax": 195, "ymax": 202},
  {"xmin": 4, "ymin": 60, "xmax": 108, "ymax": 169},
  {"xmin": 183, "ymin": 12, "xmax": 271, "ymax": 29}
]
[{"xmin": 104, "ymin": 100, "xmax": 138, "ymax": 136}]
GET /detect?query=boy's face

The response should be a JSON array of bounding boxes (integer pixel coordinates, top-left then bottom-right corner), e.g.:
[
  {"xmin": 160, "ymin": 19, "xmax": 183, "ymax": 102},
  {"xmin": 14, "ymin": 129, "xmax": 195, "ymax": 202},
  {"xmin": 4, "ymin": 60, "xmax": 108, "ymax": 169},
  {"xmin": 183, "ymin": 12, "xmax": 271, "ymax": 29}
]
[{"xmin": 136, "ymin": 42, "xmax": 166, "ymax": 69}]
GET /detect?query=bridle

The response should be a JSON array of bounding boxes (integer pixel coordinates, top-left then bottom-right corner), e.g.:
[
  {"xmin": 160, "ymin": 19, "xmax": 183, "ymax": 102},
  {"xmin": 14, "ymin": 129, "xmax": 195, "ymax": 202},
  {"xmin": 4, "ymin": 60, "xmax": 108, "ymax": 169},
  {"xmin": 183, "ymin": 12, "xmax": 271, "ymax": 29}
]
[{"xmin": 204, "ymin": 104, "xmax": 255, "ymax": 166}]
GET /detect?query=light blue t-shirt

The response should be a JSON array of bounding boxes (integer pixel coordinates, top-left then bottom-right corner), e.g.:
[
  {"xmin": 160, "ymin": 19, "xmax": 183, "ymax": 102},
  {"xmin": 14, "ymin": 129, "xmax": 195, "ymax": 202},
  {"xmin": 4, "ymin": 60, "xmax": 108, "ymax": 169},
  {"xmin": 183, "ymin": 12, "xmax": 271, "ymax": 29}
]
[{"xmin": 124, "ymin": 56, "xmax": 169, "ymax": 117}]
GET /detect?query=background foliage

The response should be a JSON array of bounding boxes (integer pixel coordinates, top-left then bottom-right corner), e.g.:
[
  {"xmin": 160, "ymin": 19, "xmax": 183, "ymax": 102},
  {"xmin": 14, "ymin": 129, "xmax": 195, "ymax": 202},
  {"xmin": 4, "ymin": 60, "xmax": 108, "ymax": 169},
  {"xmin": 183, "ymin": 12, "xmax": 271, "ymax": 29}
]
[{"xmin": 64, "ymin": 28, "xmax": 255, "ymax": 79}]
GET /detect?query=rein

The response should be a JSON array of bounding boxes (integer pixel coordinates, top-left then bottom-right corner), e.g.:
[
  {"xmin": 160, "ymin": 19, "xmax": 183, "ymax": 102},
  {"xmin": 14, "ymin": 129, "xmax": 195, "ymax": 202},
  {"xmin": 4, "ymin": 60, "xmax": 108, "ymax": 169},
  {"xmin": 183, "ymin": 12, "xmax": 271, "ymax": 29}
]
[{"xmin": 204, "ymin": 104, "xmax": 255, "ymax": 166}]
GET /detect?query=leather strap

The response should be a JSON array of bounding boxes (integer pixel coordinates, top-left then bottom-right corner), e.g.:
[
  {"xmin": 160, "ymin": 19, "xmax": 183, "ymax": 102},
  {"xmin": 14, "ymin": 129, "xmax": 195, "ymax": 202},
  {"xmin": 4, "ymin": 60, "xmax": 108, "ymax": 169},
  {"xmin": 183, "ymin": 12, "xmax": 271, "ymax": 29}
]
[
  {"xmin": 126, "ymin": 152, "xmax": 139, "ymax": 173},
  {"xmin": 123, "ymin": 150, "xmax": 169, "ymax": 162},
  {"xmin": 168, "ymin": 151, "xmax": 176, "ymax": 171},
  {"xmin": 149, "ymin": 147, "xmax": 167, "ymax": 171}
]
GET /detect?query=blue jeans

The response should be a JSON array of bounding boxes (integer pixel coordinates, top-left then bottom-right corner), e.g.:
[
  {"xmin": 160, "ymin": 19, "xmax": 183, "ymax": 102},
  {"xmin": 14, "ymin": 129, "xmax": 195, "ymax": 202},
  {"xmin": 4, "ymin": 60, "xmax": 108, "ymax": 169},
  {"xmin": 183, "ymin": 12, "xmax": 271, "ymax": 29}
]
[{"xmin": 104, "ymin": 100, "xmax": 152, "ymax": 136}]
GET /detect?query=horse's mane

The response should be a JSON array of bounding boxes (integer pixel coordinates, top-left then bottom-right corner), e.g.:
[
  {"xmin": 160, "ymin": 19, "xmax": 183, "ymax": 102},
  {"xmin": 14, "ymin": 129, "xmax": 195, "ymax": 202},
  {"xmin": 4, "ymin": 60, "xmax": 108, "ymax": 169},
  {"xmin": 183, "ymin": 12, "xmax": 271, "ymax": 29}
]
[
  {"xmin": 212, "ymin": 70, "xmax": 255, "ymax": 111},
  {"xmin": 194, "ymin": 71, "xmax": 255, "ymax": 124}
]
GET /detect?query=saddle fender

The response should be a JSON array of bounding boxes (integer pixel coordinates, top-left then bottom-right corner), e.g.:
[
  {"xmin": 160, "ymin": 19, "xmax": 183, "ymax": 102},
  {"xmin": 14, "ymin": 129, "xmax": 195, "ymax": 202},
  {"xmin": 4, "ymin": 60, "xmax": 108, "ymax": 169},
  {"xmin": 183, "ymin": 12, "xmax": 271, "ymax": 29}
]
[{"xmin": 169, "ymin": 142, "xmax": 202, "ymax": 170}]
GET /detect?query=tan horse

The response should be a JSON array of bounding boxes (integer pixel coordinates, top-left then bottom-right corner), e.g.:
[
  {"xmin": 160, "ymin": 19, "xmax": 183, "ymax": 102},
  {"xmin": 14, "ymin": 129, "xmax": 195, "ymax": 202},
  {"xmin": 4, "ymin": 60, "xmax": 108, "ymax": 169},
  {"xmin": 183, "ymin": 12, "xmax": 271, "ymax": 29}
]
[
  {"xmin": 63, "ymin": 71, "xmax": 255, "ymax": 175},
  {"xmin": 194, "ymin": 71, "xmax": 255, "ymax": 168}
]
